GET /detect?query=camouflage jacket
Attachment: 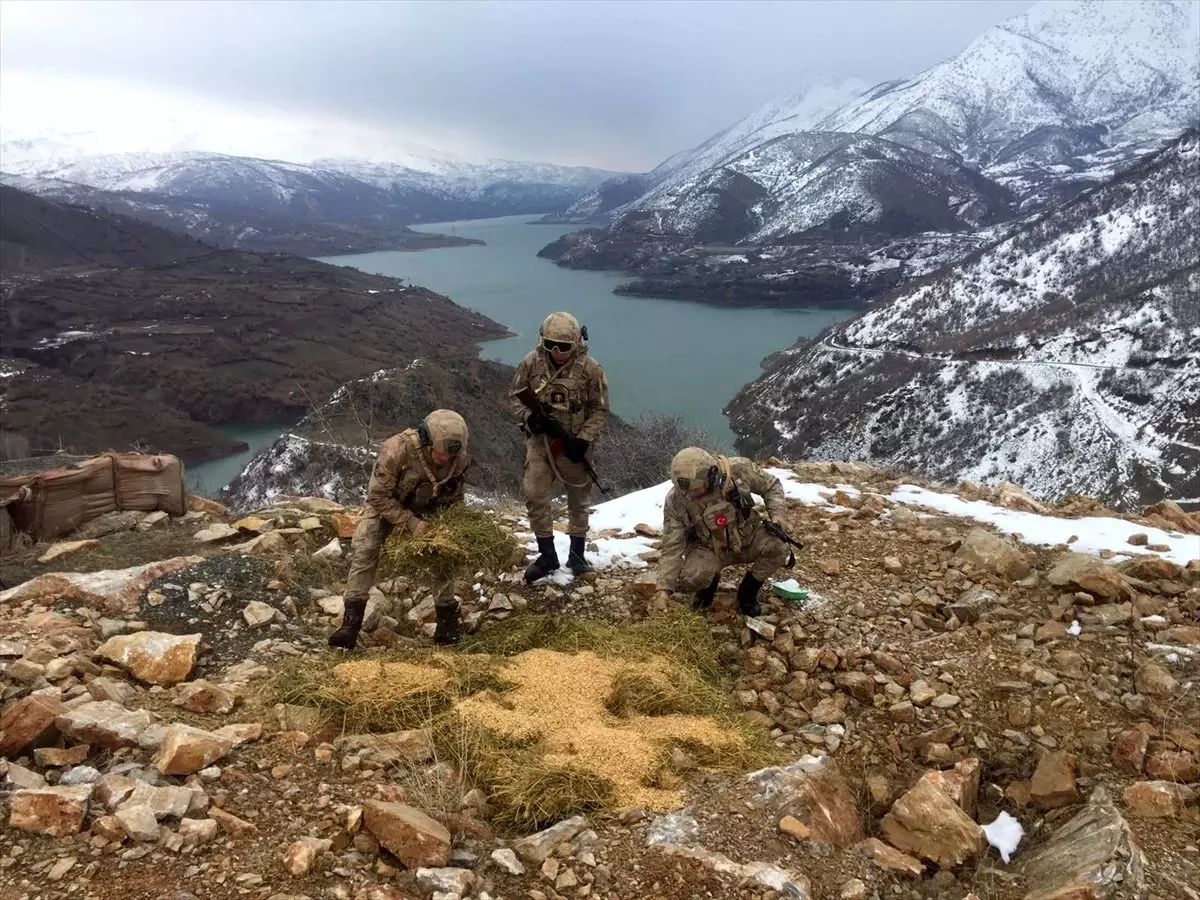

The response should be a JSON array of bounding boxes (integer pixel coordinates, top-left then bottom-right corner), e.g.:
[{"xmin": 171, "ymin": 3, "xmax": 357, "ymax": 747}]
[
  {"xmin": 655, "ymin": 457, "xmax": 786, "ymax": 591},
  {"xmin": 364, "ymin": 428, "xmax": 471, "ymax": 529},
  {"xmin": 508, "ymin": 345, "xmax": 609, "ymax": 442}
]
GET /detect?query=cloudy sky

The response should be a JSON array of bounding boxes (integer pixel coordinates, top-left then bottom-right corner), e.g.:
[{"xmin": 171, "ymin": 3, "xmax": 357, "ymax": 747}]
[{"xmin": 0, "ymin": 0, "xmax": 1035, "ymax": 171}]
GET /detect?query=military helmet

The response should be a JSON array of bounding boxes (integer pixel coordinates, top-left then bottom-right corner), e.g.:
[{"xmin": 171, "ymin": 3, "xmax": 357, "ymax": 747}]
[
  {"xmin": 539, "ymin": 311, "xmax": 582, "ymax": 351},
  {"xmin": 420, "ymin": 409, "xmax": 468, "ymax": 456},
  {"xmin": 670, "ymin": 447, "xmax": 718, "ymax": 492}
]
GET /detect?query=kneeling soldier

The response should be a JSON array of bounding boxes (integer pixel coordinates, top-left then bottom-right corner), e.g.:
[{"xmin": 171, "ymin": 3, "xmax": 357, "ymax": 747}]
[
  {"xmin": 329, "ymin": 409, "xmax": 472, "ymax": 649},
  {"xmin": 651, "ymin": 447, "xmax": 789, "ymax": 617}
]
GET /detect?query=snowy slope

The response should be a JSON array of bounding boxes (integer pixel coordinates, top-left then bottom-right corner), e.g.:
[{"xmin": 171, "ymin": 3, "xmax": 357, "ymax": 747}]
[
  {"xmin": 820, "ymin": 0, "xmax": 1200, "ymax": 174},
  {"xmin": 556, "ymin": 78, "xmax": 867, "ymax": 223},
  {"xmin": 727, "ymin": 130, "xmax": 1200, "ymax": 510},
  {"xmin": 631, "ymin": 132, "xmax": 1013, "ymax": 244}
]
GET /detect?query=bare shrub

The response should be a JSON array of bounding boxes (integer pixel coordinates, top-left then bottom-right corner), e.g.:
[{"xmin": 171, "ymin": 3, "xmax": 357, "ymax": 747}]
[{"xmin": 595, "ymin": 413, "xmax": 717, "ymax": 494}]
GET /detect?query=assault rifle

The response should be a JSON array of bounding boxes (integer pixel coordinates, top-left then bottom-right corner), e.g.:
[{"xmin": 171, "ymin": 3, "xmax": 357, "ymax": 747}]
[
  {"xmin": 513, "ymin": 385, "xmax": 609, "ymax": 494},
  {"xmin": 762, "ymin": 519, "xmax": 804, "ymax": 552},
  {"xmin": 763, "ymin": 518, "xmax": 803, "ymax": 568}
]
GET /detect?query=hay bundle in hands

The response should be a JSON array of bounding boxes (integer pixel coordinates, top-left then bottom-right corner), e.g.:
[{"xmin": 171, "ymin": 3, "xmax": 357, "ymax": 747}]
[{"xmin": 380, "ymin": 505, "xmax": 519, "ymax": 582}]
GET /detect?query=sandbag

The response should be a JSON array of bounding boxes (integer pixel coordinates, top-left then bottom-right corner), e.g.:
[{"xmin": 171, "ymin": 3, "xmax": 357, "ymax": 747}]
[
  {"xmin": 32, "ymin": 457, "xmax": 118, "ymax": 541},
  {"xmin": 109, "ymin": 453, "xmax": 186, "ymax": 516}
]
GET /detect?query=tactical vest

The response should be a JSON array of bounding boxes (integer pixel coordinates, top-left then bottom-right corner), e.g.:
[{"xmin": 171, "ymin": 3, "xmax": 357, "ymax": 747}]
[
  {"xmin": 529, "ymin": 351, "xmax": 594, "ymax": 436},
  {"xmin": 393, "ymin": 428, "xmax": 470, "ymax": 514},
  {"xmin": 680, "ymin": 456, "xmax": 759, "ymax": 554}
]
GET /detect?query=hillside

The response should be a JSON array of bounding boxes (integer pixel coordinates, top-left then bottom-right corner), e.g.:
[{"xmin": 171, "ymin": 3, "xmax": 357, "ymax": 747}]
[
  {"xmin": 1, "ymin": 147, "xmax": 618, "ymax": 255},
  {"xmin": 0, "ymin": 184, "xmax": 211, "ymax": 273},
  {"xmin": 727, "ymin": 130, "xmax": 1200, "ymax": 510},
  {"xmin": 0, "ymin": 187, "xmax": 510, "ymax": 465},
  {"xmin": 538, "ymin": 0, "xmax": 1199, "ymax": 308},
  {"xmin": 223, "ymin": 358, "xmax": 707, "ymax": 507},
  {"xmin": 1, "ymin": 457, "xmax": 1197, "ymax": 900}
]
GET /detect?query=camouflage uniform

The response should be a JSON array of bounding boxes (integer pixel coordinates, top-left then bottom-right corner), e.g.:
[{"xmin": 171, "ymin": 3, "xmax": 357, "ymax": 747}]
[
  {"xmin": 330, "ymin": 410, "xmax": 471, "ymax": 649},
  {"xmin": 654, "ymin": 450, "xmax": 789, "ymax": 616},
  {"xmin": 509, "ymin": 312, "xmax": 609, "ymax": 580}
]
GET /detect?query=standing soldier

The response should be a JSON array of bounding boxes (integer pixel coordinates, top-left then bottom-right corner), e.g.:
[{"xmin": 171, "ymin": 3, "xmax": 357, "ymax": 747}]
[
  {"xmin": 651, "ymin": 447, "xmax": 790, "ymax": 617},
  {"xmin": 329, "ymin": 409, "xmax": 472, "ymax": 650},
  {"xmin": 510, "ymin": 311, "xmax": 609, "ymax": 582}
]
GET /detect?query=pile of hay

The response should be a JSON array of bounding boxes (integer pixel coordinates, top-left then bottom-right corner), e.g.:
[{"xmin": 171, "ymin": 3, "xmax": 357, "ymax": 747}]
[
  {"xmin": 264, "ymin": 613, "xmax": 779, "ymax": 830},
  {"xmin": 379, "ymin": 505, "xmax": 519, "ymax": 582},
  {"xmin": 266, "ymin": 650, "xmax": 511, "ymax": 733}
]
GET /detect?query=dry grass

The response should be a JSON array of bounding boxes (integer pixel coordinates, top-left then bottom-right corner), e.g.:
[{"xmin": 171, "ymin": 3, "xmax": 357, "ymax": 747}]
[
  {"xmin": 271, "ymin": 534, "xmax": 348, "ymax": 592},
  {"xmin": 379, "ymin": 505, "xmax": 518, "ymax": 582},
  {"xmin": 605, "ymin": 661, "xmax": 729, "ymax": 718},
  {"xmin": 264, "ymin": 649, "xmax": 513, "ymax": 734},
  {"xmin": 460, "ymin": 609, "xmax": 723, "ymax": 682}
]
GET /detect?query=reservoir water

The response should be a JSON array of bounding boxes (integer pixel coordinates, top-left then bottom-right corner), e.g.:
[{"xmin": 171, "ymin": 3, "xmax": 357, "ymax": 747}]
[{"xmin": 188, "ymin": 215, "xmax": 855, "ymax": 495}]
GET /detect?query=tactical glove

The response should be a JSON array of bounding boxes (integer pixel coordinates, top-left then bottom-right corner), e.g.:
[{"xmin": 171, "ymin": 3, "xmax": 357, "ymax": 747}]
[{"xmin": 564, "ymin": 437, "xmax": 590, "ymax": 463}]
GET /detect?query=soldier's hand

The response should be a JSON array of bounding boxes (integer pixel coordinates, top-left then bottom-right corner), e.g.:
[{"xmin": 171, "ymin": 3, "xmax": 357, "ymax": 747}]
[
  {"xmin": 651, "ymin": 590, "xmax": 671, "ymax": 614},
  {"xmin": 410, "ymin": 518, "xmax": 430, "ymax": 537}
]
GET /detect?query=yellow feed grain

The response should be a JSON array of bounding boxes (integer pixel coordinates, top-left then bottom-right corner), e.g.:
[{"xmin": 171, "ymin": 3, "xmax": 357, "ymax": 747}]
[
  {"xmin": 453, "ymin": 648, "xmax": 740, "ymax": 810},
  {"xmin": 332, "ymin": 659, "xmax": 451, "ymax": 701}
]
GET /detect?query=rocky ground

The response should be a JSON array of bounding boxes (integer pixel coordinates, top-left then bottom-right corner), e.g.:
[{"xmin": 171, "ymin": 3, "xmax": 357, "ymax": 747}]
[{"xmin": 1, "ymin": 462, "xmax": 1198, "ymax": 900}]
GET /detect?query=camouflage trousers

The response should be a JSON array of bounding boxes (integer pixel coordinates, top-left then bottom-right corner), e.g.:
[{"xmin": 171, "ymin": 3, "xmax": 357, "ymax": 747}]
[
  {"xmin": 676, "ymin": 527, "xmax": 790, "ymax": 593},
  {"xmin": 523, "ymin": 436, "xmax": 591, "ymax": 538},
  {"xmin": 345, "ymin": 514, "xmax": 455, "ymax": 609}
]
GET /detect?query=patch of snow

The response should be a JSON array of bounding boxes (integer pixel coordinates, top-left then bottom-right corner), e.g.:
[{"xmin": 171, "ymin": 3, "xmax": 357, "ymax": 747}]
[
  {"xmin": 588, "ymin": 481, "xmax": 672, "ymax": 533},
  {"xmin": 982, "ymin": 811, "xmax": 1023, "ymax": 863},
  {"xmin": 890, "ymin": 484, "xmax": 1199, "ymax": 566},
  {"xmin": 772, "ymin": 578, "xmax": 802, "ymax": 592},
  {"xmin": 1067, "ymin": 620, "xmax": 1082, "ymax": 636}
]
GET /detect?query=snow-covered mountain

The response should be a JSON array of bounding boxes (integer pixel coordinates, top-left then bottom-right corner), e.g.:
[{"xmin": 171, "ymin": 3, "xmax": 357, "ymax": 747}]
[
  {"xmin": 727, "ymin": 130, "xmax": 1200, "ymax": 510},
  {"xmin": 555, "ymin": 0, "xmax": 1198, "ymax": 255},
  {"xmin": 0, "ymin": 146, "xmax": 619, "ymax": 253},
  {"xmin": 553, "ymin": 77, "xmax": 868, "ymax": 223},
  {"xmin": 820, "ymin": 0, "xmax": 1200, "ymax": 201}
]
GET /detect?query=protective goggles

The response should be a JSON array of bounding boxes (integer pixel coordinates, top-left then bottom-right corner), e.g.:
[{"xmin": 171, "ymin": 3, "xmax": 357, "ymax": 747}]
[
  {"xmin": 542, "ymin": 338, "xmax": 574, "ymax": 353},
  {"xmin": 440, "ymin": 439, "xmax": 463, "ymax": 456}
]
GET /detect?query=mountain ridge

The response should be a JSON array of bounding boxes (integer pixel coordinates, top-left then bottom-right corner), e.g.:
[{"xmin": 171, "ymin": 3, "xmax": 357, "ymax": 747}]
[{"xmin": 726, "ymin": 129, "xmax": 1200, "ymax": 510}]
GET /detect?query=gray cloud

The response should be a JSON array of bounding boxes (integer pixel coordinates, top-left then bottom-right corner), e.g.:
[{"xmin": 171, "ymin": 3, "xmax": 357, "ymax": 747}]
[{"xmin": 0, "ymin": 0, "xmax": 1035, "ymax": 170}]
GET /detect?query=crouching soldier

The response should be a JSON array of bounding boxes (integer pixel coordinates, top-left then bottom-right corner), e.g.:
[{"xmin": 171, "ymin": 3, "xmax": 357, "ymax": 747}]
[
  {"xmin": 651, "ymin": 447, "xmax": 790, "ymax": 618},
  {"xmin": 510, "ymin": 311, "xmax": 609, "ymax": 582},
  {"xmin": 329, "ymin": 409, "xmax": 472, "ymax": 650}
]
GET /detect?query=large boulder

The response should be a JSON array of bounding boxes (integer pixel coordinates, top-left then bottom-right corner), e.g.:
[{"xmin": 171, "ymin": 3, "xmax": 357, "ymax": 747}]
[
  {"xmin": 880, "ymin": 776, "xmax": 985, "ymax": 868},
  {"xmin": 9, "ymin": 785, "xmax": 93, "ymax": 836},
  {"xmin": 154, "ymin": 724, "xmax": 235, "ymax": 775},
  {"xmin": 55, "ymin": 701, "xmax": 154, "ymax": 749},
  {"xmin": 96, "ymin": 632, "xmax": 202, "ymax": 685},
  {"xmin": 1021, "ymin": 787, "xmax": 1145, "ymax": 900},
  {"xmin": 512, "ymin": 815, "xmax": 589, "ymax": 865},
  {"xmin": 0, "ymin": 557, "xmax": 203, "ymax": 613},
  {"xmin": 747, "ymin": 755, "xmax": 863, "ymax": 849},
  {"xmin": 362, "ymin": 800, "xmax": 452, "ymax": 869},
  {"xmin": 0, "ymin": 694, "xmax": 66, "ymax": 757},
  {"xmin": 1047, "ymin": 553, "xmax": 1134, "ymax": 601},
  {"xmin": 952, "ymin": 528, "xmax": 1032, "ymax": 581}
]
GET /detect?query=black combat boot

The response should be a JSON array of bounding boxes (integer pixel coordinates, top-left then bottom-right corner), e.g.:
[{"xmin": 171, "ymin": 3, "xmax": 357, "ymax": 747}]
[
  {"xmin": 567, "ymin": 535, "xmax": 592, "ymax": 576},
  {"xmin": 736, "ymin": 572, "xmax": 765, "ymax": 617},
  {"xmin": 524, "ymin": 536, "xmax": 560, "ymax": 583},
  {"xmin": 433, "ymin": 602, "xmax": 461, "ymax": 646},
  {"xmin": 328, "ymin": 597, "xmax": 366, "ymax": 649},
  {"xmin": 692, "ymin": 575, "xmax": 719, "ymax": 611}
]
